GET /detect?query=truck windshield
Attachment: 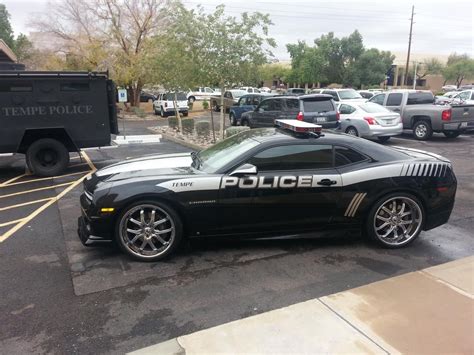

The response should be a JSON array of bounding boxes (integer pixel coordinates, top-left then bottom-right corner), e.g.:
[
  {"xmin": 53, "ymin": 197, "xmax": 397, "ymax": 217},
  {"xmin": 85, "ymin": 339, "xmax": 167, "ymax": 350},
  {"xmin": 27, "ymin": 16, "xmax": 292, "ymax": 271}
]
[
  {"xmin": 338, "ymin": 89, "xmax": 363, "ymax": 100},
  {"xmin": 196, "ymin": 131, "xmax": 261, "ymax": 173},
  {"xmin": 407, "ymin": 92, "xmax": 434, "ymax": 105}
]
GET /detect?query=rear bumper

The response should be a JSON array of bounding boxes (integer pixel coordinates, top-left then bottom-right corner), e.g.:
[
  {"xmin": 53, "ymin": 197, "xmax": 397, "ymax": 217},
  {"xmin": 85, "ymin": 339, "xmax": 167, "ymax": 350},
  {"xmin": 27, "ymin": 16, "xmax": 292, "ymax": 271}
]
[
  {"xmin": 363, "ymin": 123, "xmax": 403, "ymax": 137},
  {"xmin": 443, "ymin": 121, "xmax": 473, "ymax": 131}
]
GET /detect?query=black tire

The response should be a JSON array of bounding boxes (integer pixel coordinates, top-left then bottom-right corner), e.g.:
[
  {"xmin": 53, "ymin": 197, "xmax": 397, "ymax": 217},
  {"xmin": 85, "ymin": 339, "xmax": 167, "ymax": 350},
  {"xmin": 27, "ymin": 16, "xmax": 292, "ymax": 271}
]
[
  {"xmin": 115, "ymin": 200, "xmax": 183, "ymax": 262},
  {"xmin": 345, "ymin": 126, "xmax": 359, "ymax": 137},
  {"xmin": 412, "ymin": 120, "xmax": 433, "ymax": 140},
  {"xmin": 230, "ymin": 113, "xmax": 237, "ymax": 126},
  {"xmin": 188, "ymin": 96, "xmax": 195, "ymax": 103},
  {"xmin": 26, "ymin": 138, "xmax": 70, "ymax": 177},
  {"xmin": 443, "ymin": 131, "xmax": 460, "ymax": 138},
  {"xmin": 153, "ymin": 106, "xmax": 159, "ymax": 115},
  {"xmin": 366, "ymin": 192, "xmax": 425, "ymax": 249},
  {"xmin": 212, "ymin": 101, "xmax": 220, "ymax": 112},
  {"xmin": 378, "ymin": 136, "xmax": 391, "ymax": 143},
  {"xmin": 241, "ymin": 119, "xmax": 249, "ymax": 127},
  {"xmin": 183, "ymin": 111, "xmax": 189, "ymax": 117},
  {"xmin": 160, "ymin": 106, "xmax": 166, "ymax": 118}
]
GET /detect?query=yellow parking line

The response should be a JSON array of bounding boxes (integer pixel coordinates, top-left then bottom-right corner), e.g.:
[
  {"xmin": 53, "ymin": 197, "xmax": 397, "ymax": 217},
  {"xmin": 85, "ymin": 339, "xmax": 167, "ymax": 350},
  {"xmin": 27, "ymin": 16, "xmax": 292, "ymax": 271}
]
[
  {"xmin": 0, "ymin": 218, "xmax": 25, "ymax": 228},
  {"xmin": 4, "ymin": 171, "xmax": 90, "ymax": 187},
  {"xmin": 0, "ymin": 173, "xmax": 31, "ymax": 187},
  {"xmin": 0, "ymin": 150, "xmax": 96, "ymax": 243},
  {"xmin": 0, "ymin": 198, "xmax": 54, "ymax": 212},
  {"xmin": 0, "ymin": 182, "xmax": 73, "ymax": 199}
]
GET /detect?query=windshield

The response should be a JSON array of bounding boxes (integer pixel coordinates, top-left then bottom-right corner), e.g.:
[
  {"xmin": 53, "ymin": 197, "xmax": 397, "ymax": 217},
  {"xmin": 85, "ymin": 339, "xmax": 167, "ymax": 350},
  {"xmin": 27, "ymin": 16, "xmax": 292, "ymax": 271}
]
[
  {"xmin": 196, "ymin": 131, "xmax": 261, "ymax": 173},
  {"xmin": 358, "ymin": 103, "xmax": 391, "ymax": 113},
  {"xmin": 338, "ymin": 89, "xmax": 363, "ymax": 100}
]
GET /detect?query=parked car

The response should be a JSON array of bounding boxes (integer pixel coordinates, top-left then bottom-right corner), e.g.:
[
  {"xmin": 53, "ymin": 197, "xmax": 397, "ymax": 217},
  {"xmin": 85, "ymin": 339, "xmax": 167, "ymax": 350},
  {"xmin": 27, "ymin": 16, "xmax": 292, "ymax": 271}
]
[
  {"xmin": 153, "ymin": 92, "xmax": 189, "ymax": 117},
  {"xmin": 210, "ymin": 90, "xmax": 248, "ymax": 112},
  {"xmin": 241, "ymin": 94, "xmax": 339, "ymax": 129},
  {"xmin": 311, "ymin": 88, "xmax": 324, "ymax": 94},
  {"xmin": 286, "ymin": 88, "xmax": 306, "ymax": 95},
  {"xmin": 240, "ymin": 86, "xmax": 261, "ymax": 93},
  {"xmin": 358, "ymin": 90, "xmax": 375, "ymax": 99},
  {"xmin": 458, "ymin": 84, "xmax": 474, "ymax": 90},
  {"xmin": 229, "ymin": 93, "xmax": 274, "ymax": 126},
  {"xmin": 79, "ymin": 120, "xmax": 457, "ymax": 261},
  {"xmin": 435, "ymin": 91, "xmax": 459, "ymax": 104},
  {"xmin": 321, "ymin": 88, "xmax": 366, "ymax": 103},
  {"xmin": 368, "ymin": 90, "xmax": 474, "ymax": 139},
  {"xmin": 260, "ymin": 87, "xmax": 272, "ymax": 93},
  {"xmin": 450, "ymin": 90, "xmax": 474, "ymax": 105},
  {"xmin": 337, "ymin": 102, "xmax": 403, "ymax": 142},
  {"xmin": 140, "ymin": 92, "xmax": 157, "ymax": 103},
  {"xmin": 187, "ymin": 87, "xmax": 216, "ymax": 103},
  {"xmin": 442, "ymin": 84, "xmax": 457, "ymax": 92}
]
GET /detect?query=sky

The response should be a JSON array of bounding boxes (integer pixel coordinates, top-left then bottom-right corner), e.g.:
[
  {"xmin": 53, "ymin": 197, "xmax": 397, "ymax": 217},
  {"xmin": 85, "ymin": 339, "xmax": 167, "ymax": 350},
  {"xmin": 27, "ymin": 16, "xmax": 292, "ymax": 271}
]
[{"xmin": 3, "ymin": 0, "xmax": 474, "ymax": 61}]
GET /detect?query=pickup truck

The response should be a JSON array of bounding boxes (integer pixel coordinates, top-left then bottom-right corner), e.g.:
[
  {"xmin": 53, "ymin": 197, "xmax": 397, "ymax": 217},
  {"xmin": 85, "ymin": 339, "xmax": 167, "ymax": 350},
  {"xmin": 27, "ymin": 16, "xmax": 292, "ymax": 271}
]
[
  {"xmin": 368, "ymin": 90, "xmax": 474, "ymax": 140},
  {"xmin": 0, "ymin": 71, "xmax": 118, "ymax": 176},
  {"xmin": 210, "ymin": 89, "xmax": 247, "ymax": 112}
]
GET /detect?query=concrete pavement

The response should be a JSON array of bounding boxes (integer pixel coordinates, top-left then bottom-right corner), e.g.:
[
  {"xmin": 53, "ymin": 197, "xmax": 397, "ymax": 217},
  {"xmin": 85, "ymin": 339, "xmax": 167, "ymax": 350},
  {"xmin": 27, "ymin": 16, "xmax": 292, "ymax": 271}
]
[{"xmin": 130, "ymin": 256, "xmax": 474, "ymax": 354}]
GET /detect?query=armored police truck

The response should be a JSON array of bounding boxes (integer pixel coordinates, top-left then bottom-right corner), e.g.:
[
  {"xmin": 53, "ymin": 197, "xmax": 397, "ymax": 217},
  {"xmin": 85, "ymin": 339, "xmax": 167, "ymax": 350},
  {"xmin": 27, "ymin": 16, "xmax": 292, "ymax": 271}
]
[{"xmin": 0, "ymin": 71, "xmax": 118, "ymax": 176}]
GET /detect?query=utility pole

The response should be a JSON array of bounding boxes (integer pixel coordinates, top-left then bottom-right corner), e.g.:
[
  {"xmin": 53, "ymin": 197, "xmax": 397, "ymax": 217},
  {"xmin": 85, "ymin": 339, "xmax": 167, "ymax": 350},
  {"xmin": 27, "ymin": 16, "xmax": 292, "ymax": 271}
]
[
  {"xmin": 404, "ymin": 5, "xmax": 415, "ymax": 87},
  {"xmin": 413, "ymin": 61, "xmax": 418, "ymax": 89}
]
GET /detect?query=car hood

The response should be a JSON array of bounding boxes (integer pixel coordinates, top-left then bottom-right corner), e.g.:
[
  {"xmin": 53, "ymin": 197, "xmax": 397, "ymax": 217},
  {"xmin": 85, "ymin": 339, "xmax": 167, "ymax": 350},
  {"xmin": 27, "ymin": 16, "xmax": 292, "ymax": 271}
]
[{"xmin": 94, "ymin": 153, "xmax": 194, "ymax": 181}]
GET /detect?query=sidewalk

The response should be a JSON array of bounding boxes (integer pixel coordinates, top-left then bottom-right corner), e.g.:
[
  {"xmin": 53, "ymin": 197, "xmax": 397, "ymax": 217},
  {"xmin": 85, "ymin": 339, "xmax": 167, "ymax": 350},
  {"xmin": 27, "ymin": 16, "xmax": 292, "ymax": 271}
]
[{"xmin": 130, "ymin": 256, "xmax": 474, "ymax": 354}]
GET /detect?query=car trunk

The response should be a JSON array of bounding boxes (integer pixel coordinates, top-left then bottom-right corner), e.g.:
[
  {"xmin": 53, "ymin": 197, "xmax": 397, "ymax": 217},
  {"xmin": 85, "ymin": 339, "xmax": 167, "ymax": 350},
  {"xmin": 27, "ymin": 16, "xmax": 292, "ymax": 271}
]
[
  {"xmin": 372, "ymin": 113, "xmax": 400, "ymax": 126},
  {"xmin": 301, "ymin": 98, "xmax": 337, "ymax": 124}
]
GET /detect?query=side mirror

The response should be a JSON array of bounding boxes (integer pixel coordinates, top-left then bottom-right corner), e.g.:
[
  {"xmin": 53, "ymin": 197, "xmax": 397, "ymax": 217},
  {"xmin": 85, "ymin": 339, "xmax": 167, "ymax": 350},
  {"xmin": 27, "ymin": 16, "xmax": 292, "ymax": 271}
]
[{"xmin": 230, "ymin": 163, "xmax": 257, "ymax": 176}]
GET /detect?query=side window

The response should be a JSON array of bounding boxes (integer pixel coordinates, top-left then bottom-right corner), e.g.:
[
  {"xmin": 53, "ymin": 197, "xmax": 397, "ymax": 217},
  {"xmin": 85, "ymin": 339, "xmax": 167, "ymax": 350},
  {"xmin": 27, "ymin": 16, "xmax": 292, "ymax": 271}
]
[
  {"xmin": 458, "ymin": 91, "xmax": 470, "ymax": 100},
  {"xmin": 258, "ymin": 100, "xmax": 271, "ymax": 112},
  {"xmin": 251, "ymin": 96, "xmax": 261, "ymax": 105},
  {"xmin": 386, "ymin": 93, "xmax": 403, "ymax": 106},
  {"xmin": 162, "ymin": 94, "xmax": 167, "ymax": 100},
  {"xmin": 225, "ymin": 91, "xmax": 232, "ymax": 98},
  {"xmin": 370, "ymin": 94, "xmax": 386, "ymax": 105},
  {"xmin": 285, "ymin": 99, "xmax": 300, "ymax": 111},
  {"xmin": 205, "ymin": 87, "xmax": 213, "ymax": 93},
  {"xmin": 248, "ymin": 144, "xmax": 333, "ymax": 171},
  {"xmin": 247, "ymin": 88, "xmax": 252, "ymax": 93},
  {"xmin": 272, "ymin": 99, "xmax": 283, "ymax": 111},
  {"xmin": 339, "ymin": 104, "xmax": 355, "ymax": 114},
  {"xmin": 238, "ymin": 97, "xmax": 246, "ymax": 106},
  {"xmin": 323, "ymin": 91, "xmax": 338, "ymax": 101},
  {"xmin": 334, "ymin": 146, "xmax": 368, "ymax": 167}
]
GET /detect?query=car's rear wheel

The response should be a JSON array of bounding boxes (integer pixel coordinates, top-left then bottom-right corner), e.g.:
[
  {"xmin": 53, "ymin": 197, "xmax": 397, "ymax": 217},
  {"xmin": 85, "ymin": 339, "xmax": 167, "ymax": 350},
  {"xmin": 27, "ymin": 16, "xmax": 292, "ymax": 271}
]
[
  {"xmin": 443, "ymin": 131, "xmax": 460, "ymax": 138},
  {"xmin": 345, "ymin": 126, "xmax": 359, "ymax": 137},
  {"xmin": 116, "ymin": 201, "xmax": 183, "ymax": 262},
  {"xmin": 153, "ymin": 106, "xmax": 159, "ymax": 115},
  {"xmin": 160, "ymin": 106, "xmax": 166, "ymax": 118},
  {"xmin": 378, "ymin": 136, "xmax": 391, "ymax": 143},
  {"xmin": 366, "ymin": 193, "xmax": 424, "ymax": 248},
  {"xmin": 413, "ymin": 120, "xmax": 433, "ymax": 140},
  {"xmin": 230, "ymin": 112, "xmax": 237, "ymax": 126}
]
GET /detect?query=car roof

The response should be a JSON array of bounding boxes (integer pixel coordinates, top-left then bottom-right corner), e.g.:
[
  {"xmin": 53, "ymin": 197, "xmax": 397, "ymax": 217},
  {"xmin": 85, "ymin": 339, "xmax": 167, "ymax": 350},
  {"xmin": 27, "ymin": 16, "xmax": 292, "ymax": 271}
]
[
  {"xmin": 324, "ymin": 88, "xmax": 357, "ymax": 91},
  {"xmin": 267, "ymin": 94, "xmax": 333, "ymax": 100}
]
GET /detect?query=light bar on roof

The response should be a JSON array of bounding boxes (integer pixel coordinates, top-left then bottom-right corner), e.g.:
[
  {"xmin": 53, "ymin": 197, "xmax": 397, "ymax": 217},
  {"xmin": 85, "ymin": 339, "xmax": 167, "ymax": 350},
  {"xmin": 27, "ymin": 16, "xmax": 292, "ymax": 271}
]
[{"xmin": 275, "ymin": 119, "xmax": 322, "ymax": 133}]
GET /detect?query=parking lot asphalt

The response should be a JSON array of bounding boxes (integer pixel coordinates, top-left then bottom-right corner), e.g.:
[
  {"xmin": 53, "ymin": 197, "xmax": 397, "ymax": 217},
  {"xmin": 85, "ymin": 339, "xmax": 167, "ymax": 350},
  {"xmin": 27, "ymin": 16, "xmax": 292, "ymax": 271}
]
[{"xmin": 0, "ymin": 120, "xmax": 473, "ymax": 354}]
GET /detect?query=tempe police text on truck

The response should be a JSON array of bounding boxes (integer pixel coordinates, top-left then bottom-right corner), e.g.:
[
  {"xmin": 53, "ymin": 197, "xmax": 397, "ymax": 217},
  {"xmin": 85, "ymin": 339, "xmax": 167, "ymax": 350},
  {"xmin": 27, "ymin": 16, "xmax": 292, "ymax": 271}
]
[{"xmin": 0, "ymin": 71, "xmax": 118, "ymax": 176}]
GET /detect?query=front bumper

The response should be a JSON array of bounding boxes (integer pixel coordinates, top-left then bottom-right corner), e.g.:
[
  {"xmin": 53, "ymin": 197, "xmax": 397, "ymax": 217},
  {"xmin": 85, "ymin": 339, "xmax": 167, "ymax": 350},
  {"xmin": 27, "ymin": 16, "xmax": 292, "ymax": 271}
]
[
  {"xmin": 77, "ymin": 193, "xmax": 114, "ymax": 246},
  {"xmin": 164, "ymin": 107, "xmax": 188, "ymax": 113}
]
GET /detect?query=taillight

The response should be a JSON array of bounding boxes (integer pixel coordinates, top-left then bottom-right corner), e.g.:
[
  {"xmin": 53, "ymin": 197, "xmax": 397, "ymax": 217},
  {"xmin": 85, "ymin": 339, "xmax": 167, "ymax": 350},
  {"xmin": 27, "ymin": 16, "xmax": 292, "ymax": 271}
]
[
  {"xmin": 164, "ymin": 102, "xmax": 168, "ymax": 108},
  {"xmin": 442, "ymin": 109, "xmax": 451, "ymax": 121},
  {"xmin": 364, "ymin": 117, "xmax": 378, "ymax": 125},
  {"xmin": 296, "ymin": 112, "xmax": 304, "ymax": 121},
  {"xmin": 336, "ymin": 112, "xmax": 340, "ymax": 121}
]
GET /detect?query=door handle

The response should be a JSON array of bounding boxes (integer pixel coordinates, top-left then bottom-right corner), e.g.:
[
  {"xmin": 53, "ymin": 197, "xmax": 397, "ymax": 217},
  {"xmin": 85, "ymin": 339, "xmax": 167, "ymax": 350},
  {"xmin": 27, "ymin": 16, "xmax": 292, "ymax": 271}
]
[{"xmin": 317, "ymin": 179, "xmax": 337, "ymax": 186}]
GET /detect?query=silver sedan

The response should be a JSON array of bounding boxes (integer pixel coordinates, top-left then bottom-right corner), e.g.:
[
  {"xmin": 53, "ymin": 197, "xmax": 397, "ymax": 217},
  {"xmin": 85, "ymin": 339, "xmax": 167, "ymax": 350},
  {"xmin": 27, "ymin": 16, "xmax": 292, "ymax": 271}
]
[{"xmin": 337, "ymin": 102, "xmax": 403, "ymax": 143}]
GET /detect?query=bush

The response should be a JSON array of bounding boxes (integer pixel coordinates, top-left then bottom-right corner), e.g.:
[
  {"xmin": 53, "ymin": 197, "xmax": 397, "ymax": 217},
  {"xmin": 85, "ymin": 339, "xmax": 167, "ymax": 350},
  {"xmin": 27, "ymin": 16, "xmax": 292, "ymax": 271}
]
[
  {"xmin": 195, "ymin": 121, "xmax": 211, "ymax": 137},
  {"xmin": 225, "ymin": 126, "xmax": 250, "ymax": 138},
  {"xmin": 182, "ymin": 118, "xmax": 195, "ymax": 134},
  {"xmin": 132, "ymin": 107, "xmax": 146, "ymax": 118},
  {"xmin": 202, "ymin": 99, "xmax": 209, "ymax": 110},
  {"xmin": 168, "ymin": 116, "xmax": 178, "ymax": 129}
]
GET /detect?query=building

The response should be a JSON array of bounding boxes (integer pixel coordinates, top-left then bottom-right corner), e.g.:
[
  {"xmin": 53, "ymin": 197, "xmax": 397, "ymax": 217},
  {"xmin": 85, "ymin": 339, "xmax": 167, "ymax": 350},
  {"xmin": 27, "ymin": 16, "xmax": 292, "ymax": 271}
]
[{"xmin": 0, "ymin": 39, "xmax": 25, "ymax": 70}]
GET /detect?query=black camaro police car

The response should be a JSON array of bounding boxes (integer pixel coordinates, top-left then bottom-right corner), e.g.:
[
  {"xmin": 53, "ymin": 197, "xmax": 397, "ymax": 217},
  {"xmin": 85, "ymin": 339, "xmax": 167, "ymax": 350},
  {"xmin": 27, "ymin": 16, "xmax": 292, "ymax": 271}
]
[{"xmin": 78, "ymin": 120, "xmax": 457, "ymax": 261}]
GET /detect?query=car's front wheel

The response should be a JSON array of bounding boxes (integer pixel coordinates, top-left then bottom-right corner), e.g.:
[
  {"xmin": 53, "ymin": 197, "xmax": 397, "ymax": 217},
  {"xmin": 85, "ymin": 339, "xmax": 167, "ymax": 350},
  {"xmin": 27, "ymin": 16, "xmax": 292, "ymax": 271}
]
[
  {"xmin": 116, "ymin": 201, "xmax": 183, "ymax": 261},
  {"xmin": 366, "ymin": 193, "xmax": 424, "ymax": 248},
  {"xmin": 230, "ymin": 112, "xmax": 237, "ymax": 126}
]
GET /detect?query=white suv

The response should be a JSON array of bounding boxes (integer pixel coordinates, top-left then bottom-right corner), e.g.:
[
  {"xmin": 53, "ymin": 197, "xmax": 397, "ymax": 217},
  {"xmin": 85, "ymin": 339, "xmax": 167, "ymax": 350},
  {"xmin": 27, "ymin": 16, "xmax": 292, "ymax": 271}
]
[
  {"xmin": 321, "ymin": 88, "xmax": 367, "ymax": 103},
  {"xmin": 153, "ymin": 92, "xmax": 189, "ymax": 117},
  {"xmin": 240, "ymin": 86, "xmax": 261, "ymax": 93},
  {"xmin": 187, "ymin": 87, "xmax": 216, "ymax": 103}
]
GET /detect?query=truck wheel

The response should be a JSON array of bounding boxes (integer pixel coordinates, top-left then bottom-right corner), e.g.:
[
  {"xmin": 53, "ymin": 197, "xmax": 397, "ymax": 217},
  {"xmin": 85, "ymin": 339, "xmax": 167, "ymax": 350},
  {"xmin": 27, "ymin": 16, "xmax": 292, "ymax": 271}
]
[
  {"xmin": 160, "ymin": 107, "xmax": 166, "ymax": 118},
  {"xmin": 188, "ymin": 96, "xmax": 195, "ymax": 103},
  {"xmin": 443, "ymin": 131, "xmax": 460, "ymax": 138},
  {"xmin": 26, "ymin": 139, "xmax": 70, "ymax": 177},
  {"xmin": 413, "ymin": 120, "xmax": 433, "ymax": 140}
]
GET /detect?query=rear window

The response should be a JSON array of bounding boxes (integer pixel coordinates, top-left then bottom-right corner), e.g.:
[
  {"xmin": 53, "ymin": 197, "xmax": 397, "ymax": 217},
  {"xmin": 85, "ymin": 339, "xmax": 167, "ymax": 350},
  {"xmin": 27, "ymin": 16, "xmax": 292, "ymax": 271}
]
[
  {"xmin": 407, "ymin": 92, "xmax": 434, "ymax": 105},
  {"xmin": 335, "ymin": 146, "xmax": 368, "ymax": 166},
  {"xmin": 358, "ymin": 103, "xmax": 390, "ymax": 113},
  {"xmin": 303, "ymin": 99, "xmax": 334, "ymax": 113},
  {"xmin": 168, "ymin": 92, "xmax": 187, "ymax": 100}
]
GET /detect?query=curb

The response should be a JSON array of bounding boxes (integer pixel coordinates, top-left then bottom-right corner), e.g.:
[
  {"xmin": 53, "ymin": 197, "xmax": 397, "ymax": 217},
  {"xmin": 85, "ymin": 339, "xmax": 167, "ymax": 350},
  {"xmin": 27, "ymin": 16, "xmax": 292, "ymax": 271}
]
[
  {"xmin": 128, "ymin": 339, "xmax": 185, "ymax": 355},
  {"xmin": 147, "ymin": 128, "xmax": 205, "ymax": 151}
]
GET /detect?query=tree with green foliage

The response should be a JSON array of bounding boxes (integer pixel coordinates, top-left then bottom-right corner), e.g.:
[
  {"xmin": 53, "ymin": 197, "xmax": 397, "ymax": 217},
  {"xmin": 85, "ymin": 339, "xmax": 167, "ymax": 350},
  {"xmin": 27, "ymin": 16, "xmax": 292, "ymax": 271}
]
[
  {"xmin": 0, "ymin": 4, "xmax": 35, "ymax": 63},
  {"xmin": 286, "ymin": 41, "xmax": 325, "ymax": 88},
  {"xmin": 0, "ymin": 4, "xmax": 14, "ymax": 48},
  {"xmin": 258, "ymin": 63, "xmax": 291, "ymax": 84},
  {"xmin": 171, "ymin": 4, "xmax": 276, "ymax": 139},
  {"xmin": 442, "ymin": 53, "xmax": 474, "ymax": 86},
  {"xmin": 416, "ymin": 58, "xmax": 444, "ymax": 81}
]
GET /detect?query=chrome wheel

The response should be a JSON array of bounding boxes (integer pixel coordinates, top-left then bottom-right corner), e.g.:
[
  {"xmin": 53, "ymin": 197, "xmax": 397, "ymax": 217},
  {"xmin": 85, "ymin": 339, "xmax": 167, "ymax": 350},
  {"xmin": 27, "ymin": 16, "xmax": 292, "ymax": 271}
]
[
  {"xmin": 345, "ymin": 126, "xmax": 358, "ymax": 136},
  {"xmin": 415, "ymin": 123, "xmax": 427, "ymax": 138},
  {"xmin": 373, "ymin": 197, "xmax": 422, "ymax": 246},
  {"xmin": 119, "ymin": 204, "xmax": 175, "ymax": 259}
]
